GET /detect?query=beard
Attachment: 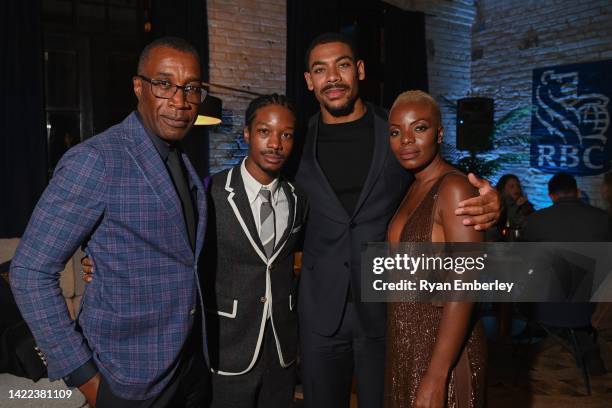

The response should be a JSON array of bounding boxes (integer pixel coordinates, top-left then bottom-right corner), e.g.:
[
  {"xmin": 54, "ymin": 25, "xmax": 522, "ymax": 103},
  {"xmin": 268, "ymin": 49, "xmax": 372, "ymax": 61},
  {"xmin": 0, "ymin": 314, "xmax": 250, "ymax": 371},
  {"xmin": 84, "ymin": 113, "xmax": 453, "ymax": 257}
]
[
  {"xmin": 324, "ymin": 94, "xmax": 358, "ymax": 118},
  {"xmin": 319, "ymin": 81, "xmax": 359, "ymax": 118}
]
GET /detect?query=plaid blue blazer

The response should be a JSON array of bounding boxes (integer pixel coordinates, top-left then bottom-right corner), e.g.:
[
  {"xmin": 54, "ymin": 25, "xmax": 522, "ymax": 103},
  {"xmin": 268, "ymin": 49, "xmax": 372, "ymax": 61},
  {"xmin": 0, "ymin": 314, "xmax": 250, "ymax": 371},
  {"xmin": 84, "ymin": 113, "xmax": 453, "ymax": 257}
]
[{"xmin": 10, "ymin": 112, "xmax": 208, "ymax": 400}]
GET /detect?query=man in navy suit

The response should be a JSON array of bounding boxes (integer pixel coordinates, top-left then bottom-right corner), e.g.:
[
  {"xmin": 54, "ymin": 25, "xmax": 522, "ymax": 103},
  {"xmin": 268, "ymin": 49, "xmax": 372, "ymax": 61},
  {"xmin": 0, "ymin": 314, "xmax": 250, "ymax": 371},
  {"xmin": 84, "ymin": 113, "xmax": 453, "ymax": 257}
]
[{"xmin": 10, "ymin": 37, "xmax": 209, "ymax": 408}]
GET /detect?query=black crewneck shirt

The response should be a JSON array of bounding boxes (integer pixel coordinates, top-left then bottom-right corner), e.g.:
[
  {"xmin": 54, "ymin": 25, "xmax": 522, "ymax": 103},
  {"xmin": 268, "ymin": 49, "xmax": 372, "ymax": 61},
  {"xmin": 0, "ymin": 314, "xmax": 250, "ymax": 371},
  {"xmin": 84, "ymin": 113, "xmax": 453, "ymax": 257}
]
[{"xmin": 317, "ymin": 108, "xmax": 374, "ymax": 216}]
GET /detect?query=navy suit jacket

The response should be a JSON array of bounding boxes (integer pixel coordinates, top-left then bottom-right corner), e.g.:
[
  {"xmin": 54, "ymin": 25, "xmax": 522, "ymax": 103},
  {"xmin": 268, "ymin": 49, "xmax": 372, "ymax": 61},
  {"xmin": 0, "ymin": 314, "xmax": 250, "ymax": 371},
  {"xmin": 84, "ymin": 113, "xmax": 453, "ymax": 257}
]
[
  {"xmin": 296, "ymin": 103, "xmax": 413, "ymax": 337},
  {"xmin": 522, "ymin": 197, "xmax": 611, "ymax": 242},
  {"xmin": 10, "ymin": 112, "xmax": 208, "ymax": 399},
  {"xmin": 521, "ymin": 197, "xmax": 611, "ymax": 327}
]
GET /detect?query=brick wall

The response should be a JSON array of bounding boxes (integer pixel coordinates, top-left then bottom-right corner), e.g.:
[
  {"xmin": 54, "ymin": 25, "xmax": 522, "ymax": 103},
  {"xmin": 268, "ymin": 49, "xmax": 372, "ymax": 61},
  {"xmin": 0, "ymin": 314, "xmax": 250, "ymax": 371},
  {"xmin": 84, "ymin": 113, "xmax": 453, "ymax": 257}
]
[
  {"xmin": 206, "ymin": 0, "xmax": 476, "ymax": 174},
  {"xmin": 384, "ymin": 0, "xmax": 476, "ymax": 158},
  {"xmin": 205, "ymin": 1, "xmax": 612, "ymax": 211},
  {"xmin": 207, "ymin": 0, "xmax": 286, "ymax": 174},
  {"xmin": 471, "ymin": 0, "xmax": 612, "ymax": 209}
]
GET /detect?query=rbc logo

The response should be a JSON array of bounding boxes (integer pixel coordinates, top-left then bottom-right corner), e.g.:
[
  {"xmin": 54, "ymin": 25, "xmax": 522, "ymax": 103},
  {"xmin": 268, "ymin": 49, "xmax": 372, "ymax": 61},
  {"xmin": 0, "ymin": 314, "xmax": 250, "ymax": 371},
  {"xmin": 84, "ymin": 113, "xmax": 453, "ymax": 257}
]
[{"xmin": 531, "ymin": 60, "xmax": 612, "ymax": 175}]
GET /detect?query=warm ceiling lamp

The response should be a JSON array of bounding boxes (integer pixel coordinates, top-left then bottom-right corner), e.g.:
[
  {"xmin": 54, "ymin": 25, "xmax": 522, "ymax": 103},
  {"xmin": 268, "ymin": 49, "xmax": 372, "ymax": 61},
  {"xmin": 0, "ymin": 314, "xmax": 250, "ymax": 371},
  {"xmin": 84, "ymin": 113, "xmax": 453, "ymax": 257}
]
[
  {"xmin": 195, "ymin": 95, "xmax": 222, "ymax": 126},
  {"xmin": 194, "ymin": 81, "xmax": 263, "ymax": 126}
]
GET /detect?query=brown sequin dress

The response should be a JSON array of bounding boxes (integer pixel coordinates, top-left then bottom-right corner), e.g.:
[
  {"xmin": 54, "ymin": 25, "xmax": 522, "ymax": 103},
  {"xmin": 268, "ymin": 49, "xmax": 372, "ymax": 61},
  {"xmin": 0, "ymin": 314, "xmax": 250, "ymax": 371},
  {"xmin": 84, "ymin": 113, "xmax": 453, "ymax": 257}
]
[{"xmin": 384, "ymin": 174, "xmax": 487, "ymax": 408}]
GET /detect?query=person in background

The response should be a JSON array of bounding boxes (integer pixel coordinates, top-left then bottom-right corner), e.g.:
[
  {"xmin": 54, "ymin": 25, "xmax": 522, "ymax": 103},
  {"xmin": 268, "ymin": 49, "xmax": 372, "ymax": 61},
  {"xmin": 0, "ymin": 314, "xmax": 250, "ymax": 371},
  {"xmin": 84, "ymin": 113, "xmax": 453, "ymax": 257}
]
[
  {"xmin": 493, "ymin": 174, "xmax": 534, "ymax": 240},
  {"xmin": 601, "ymin": 171, "xmax": 612, "ymax": 218},
  {"xmin": 593, "ymin": 171, "xmax": 612, "ymax": 331},
  {"xmin": 522, "ymin": 172, "xmax": 610, "ymax": 376}
]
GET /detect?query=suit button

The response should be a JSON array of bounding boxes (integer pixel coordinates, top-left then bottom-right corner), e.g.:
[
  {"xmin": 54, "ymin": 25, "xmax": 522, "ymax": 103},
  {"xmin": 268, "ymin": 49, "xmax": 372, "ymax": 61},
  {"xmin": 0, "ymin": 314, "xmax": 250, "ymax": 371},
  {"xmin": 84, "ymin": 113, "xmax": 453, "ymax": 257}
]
[
  {"xmin": 344, "ymin": 262, "xmax": 349, "ymax": 268},
  {"xmin": 349, "ymin": 222, "xmax": 357, "ymax": 229},
  {"xmin": 260, "ymin": 296, "xmax": 267, "ymax": 303},
  {"xmin": 190, "ymin": 308, "xmax": 197, "ymax": 316}
]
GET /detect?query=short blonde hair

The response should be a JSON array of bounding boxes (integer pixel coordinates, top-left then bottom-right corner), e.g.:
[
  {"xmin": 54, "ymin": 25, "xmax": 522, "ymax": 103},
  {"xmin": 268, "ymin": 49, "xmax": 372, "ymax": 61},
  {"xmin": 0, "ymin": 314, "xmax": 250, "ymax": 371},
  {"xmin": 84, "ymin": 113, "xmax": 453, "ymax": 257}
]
[{"xmin": 390, "ymin": 90, "xmax": 442, "ymax": 124}]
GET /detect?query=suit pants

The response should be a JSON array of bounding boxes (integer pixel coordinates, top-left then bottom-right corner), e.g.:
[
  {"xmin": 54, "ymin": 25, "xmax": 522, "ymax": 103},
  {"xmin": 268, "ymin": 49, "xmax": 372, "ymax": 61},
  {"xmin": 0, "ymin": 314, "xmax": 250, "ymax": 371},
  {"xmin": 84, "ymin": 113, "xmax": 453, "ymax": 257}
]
[
  {"xmin": 96, "ymin": 314, "xmax": 210, "ymax": 408},
  {"xmin": 210, "ymin": 321, "xmax": 296, "ymax": 408},
  {"xmin": 300, "ymin": 302, "xmax": 386, "ymax": 408}
]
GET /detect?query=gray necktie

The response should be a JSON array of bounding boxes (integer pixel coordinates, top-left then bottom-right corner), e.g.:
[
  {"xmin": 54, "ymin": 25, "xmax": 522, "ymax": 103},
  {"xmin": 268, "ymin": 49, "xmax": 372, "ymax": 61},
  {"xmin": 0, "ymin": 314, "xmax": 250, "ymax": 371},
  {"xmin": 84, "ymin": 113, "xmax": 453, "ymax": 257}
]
[{"xmin": 259, "ymin": 188, "xmax": 275, "ymax": 259}]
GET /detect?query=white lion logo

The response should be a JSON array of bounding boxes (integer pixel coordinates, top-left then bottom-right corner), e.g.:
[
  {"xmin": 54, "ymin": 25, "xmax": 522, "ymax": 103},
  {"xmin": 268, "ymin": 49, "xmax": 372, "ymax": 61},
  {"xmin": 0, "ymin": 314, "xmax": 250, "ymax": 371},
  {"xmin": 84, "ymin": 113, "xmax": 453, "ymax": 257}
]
[{"xmin": 535, "ymin": 70, "xmax": 609, "ymax": 145}]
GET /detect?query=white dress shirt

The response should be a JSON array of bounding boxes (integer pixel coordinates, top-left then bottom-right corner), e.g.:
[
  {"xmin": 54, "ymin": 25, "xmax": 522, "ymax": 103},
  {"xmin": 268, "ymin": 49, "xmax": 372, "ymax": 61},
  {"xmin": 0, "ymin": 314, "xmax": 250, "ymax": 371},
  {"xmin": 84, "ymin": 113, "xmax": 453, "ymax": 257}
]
[{"xmin": 240, "ymin": 158, "xmax": 289, "ymax": 246}]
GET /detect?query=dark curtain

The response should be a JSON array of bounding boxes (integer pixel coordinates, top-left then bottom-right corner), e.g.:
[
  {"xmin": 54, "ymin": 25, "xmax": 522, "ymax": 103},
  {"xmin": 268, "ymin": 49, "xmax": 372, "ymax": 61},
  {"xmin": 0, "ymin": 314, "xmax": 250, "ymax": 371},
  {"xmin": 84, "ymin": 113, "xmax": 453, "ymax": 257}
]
[
  {"xmin": 286, "ymin": 0, "xmax": 340, "ymax": 129},
  {"xmin": 150, "ymin": 0, "xmax": 210, "ymax": 180},
  {"xmin": 285, "ymin": 0, "xmax": 427, "ymax": 177},
  {"xmin": 0, "ymin": 1, "xmax": 47, "ymax": 238},
  {"xmin": 381, "ymin": 3, "xmax": 428, "ymax": 108},
  {"xmin": 0, "ymin": 1, "xmax": 210, "ymax": 238}
]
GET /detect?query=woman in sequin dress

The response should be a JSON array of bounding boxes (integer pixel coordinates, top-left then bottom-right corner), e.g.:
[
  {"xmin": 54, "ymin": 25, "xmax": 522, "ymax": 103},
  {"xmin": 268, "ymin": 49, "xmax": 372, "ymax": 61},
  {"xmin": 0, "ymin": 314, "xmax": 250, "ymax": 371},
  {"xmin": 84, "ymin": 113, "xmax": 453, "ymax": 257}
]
[{"xmin": 384, "ymin": 91, "xmax": 486, "ymax": 408}]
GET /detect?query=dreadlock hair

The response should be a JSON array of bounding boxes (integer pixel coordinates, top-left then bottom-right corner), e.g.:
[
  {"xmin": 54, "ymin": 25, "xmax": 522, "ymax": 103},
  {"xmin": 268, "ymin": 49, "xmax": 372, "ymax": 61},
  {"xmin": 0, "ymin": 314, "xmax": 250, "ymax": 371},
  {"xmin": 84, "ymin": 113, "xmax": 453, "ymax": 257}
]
[{"xmin": 244, "ymin": 94, "xmax": 295, "ymax": 130}]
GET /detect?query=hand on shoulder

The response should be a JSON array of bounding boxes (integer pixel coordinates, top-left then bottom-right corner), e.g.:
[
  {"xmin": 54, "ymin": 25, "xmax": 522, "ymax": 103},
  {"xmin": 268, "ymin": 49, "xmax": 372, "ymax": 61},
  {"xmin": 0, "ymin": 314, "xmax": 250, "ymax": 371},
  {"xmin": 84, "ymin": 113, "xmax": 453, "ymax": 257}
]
[{"xmin": 437, "ymin": 172, "xmax": 484, "ymax": 242}]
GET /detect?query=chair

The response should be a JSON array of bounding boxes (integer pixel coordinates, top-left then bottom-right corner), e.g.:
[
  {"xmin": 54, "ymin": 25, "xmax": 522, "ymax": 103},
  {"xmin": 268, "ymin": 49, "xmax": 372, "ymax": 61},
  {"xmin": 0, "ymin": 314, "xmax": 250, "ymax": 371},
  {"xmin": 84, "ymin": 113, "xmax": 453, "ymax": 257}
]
[
  {"xmin": 535, "ymin": 302, "xmax": 600, "ymax": 395},
  {"xmin": 0, "ymin": 238, "xmax": 85, "ymax": 319}
]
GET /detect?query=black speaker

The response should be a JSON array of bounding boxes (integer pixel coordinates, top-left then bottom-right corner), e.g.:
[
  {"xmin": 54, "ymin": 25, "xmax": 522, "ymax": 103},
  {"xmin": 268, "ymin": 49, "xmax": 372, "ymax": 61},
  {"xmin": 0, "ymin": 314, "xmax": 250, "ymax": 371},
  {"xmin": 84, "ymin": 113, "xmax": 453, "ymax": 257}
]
[{"xmin": 456, "ymin": 97, "xmax": 494, "ymax": 151}]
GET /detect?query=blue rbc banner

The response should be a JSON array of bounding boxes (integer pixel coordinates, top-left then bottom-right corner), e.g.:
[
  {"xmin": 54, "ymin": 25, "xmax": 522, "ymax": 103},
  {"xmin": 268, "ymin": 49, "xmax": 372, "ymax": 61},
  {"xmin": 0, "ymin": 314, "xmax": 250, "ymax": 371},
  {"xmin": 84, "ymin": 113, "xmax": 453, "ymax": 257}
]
[{"xmin": 531, "ymin": 60, "xmax": 612, "ymax": 176}]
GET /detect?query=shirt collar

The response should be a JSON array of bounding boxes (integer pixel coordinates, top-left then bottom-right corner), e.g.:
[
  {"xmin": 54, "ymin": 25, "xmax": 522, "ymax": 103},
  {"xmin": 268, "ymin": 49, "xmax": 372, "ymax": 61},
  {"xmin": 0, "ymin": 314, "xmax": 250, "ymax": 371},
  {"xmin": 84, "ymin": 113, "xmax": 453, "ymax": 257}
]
[
  {"xmin": 240, "ymin": 157, "xmax": 280, "ymax": 205},
  {"xmin": 135, "ymin": 111, "xmax": 172, "ymax": 161}
]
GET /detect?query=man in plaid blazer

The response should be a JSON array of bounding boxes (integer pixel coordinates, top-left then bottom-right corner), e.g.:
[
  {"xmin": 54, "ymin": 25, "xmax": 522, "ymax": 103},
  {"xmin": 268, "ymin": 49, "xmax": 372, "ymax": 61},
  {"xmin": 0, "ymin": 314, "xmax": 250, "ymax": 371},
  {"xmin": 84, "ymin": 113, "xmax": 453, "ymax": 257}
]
[{"xmin": 10, "ymin": 37, "xmax": 209, "ymax": 407}]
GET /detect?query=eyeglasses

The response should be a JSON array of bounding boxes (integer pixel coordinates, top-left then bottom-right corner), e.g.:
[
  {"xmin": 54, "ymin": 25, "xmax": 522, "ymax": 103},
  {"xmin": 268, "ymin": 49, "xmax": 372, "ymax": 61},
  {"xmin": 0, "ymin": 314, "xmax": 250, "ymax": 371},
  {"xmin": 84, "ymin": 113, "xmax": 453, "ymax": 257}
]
[{"xmin": 136, "ymin": 75, "xmax": 207, "ymax": 104}]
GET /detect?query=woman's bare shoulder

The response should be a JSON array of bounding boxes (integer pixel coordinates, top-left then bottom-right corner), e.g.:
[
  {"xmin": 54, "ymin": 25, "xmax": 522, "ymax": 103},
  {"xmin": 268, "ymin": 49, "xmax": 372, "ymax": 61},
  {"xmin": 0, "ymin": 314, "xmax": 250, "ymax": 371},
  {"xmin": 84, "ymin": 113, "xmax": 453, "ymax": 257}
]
[
  {"xmin": 438, "ymin": 170, "xmax": 477, "ymax": 204},
  {"xmin": 435, "ymin": 170, "xmax": 484, "ymax": 242}
]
